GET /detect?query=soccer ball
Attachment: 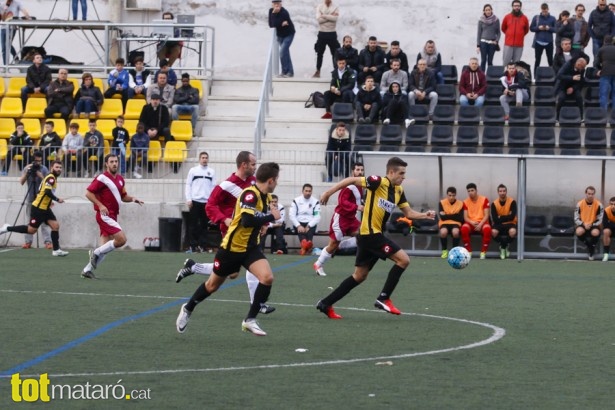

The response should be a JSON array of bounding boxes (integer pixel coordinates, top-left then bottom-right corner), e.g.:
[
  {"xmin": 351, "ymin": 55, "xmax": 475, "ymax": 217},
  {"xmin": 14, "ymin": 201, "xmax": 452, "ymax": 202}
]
[{"xmin": 447, "ymin": 246, "xmax": 471, "ymax": 270}]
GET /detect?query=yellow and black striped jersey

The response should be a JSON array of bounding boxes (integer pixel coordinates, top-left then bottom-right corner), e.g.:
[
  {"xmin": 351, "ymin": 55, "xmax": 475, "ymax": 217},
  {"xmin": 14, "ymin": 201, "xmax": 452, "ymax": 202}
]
[
  {"xmin": 32, "ymin": 173, "xmax": 58, "ymax": 211},
  {"xmin": 360, "ymin": 175, "xmax": 409, "ymax": 235},
  {"xmin": 220, "ymin": 185, "xmax": 271, "ymax": 252}
]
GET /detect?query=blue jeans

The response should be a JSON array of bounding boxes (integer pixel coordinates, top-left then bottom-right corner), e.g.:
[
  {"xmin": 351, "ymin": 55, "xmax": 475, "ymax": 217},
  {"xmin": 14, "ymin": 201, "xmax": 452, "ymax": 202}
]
[
  {"xmin": 479, "ymin": 42, "xmax": 497, "ymax": 72},
  {"xmin": 72, "ymin": 0, "xmax": 87, "ymax": 20},
  {"xmin": 172, "ymin": 104, "xmax": 198, "ymax": 131},
  {"xmin": 459, "ymin": 95, "xmax": 485, "ymax": 107},
  {"xmin": 1, "ymin": 28, "xmax": 16, "ymax": 65},
  {"xmin": 599, "ymin": 75, "xmax": 615, "ymax": 110},
  {"xmin": 112, "ymin": 147, "xmax": 127, "ymax": 174},
  {"xmin": 592, "ymin": 38, "xmax": 603, "ymax": 60},
  {"xmin": 75, "ymin": 99, "xmax": 97, "ymax": 114},
  {"xmin": 277, "ymin": 33, "xmax": 294, "ymax": 76}
]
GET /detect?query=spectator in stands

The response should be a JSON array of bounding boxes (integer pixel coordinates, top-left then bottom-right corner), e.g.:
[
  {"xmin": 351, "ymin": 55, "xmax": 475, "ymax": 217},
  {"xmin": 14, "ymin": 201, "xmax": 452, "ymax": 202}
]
[
  {"xmin": 438, "ymin": 186, "xmax": 464, "ymax": 259},
  {"xmin": 147, "ymin": 71, "xmax": 175, "ymax": 110},
  {"xmin": 21, "ymin": 52, "xmax": 51, "ymax": 110},
  {"xmin": 569, "ymin": 4, "xmax": 590, "ymax": 51},
  {"xmin": 501, "ymin": 0, "xmax": 530, "ymax": 65},
  {"xmin": 45, "ymin": 68, "xmax": 74, "ymax": 120},
  {"xmin": 553, "ymin": 37, "xmax": 590, "ymax": 74},
  {"xmin": 354, "ymin": 76, "xmax": 381, "ymax": 124},
  {"xmin": 104, "ymin": 57, "xmax": 130, "ymax": 110},
  {"xmin": 111, "ymin": 115, "xmax": 130, "ymax": 175},
  {"xmin": 321, "ymin": 57, "xmax": 356, "ymax": 119},
  {"xmin": 595, "ymin": 34, "xmax": 615, "ymax": 110},
  {"xmin": 530, "ymin": 3, "xmax": 557, "ymax": 74},
  {"xmin": 408, "ymin": 58, "xmax": 439, "ymax": 119},
  {"xmin": 325, "ymin": 121, "xmax": 351, "ymax": 182},
  {"xmin": 185, "ymin": 151, "xmax": 216, "ymax": 253},
  {"xmin": 611, "ymin": 3, "xmax": 615, "ymax": 12},
  {"xmin": 380, "ymin": 59, "xmax": 408, "ymax": 96},
  {"xmin": 417, "ymin": 40, "xmax": 443, "ymax": 84},
  {"xmin": 385, "ymin": 40, "xmax": 410, "ymax": 73},
  {"xmin": 490, "ymin": 184, "xmax": 518, "ymax": 260},
  {"xmin": 38, "ymin": 120, "xmax": 62, "ymax": 169},
  {"xmin": 335, "ymin": 35, "xmax": 359, "ymax": 72},
  {"xmin": 59, "ymin": 122, "xmax": 83, "ymax": 176},
  {"xmin": 499, "ymin": 62, "xmax": 530, "ymax": 120},
  {"xmin": 130, "ymin": 122, "xmax": 149, "ymax": 179},
  {"xmin": 357, "ymin": 36, "xmax": 386, "ymax": 85},
  {"xmin": 588, "ymin": 0, "xmax": 615, "ymax": 59},
  {"xmin": 461, "ymin": 182, "xmax": 491, "ymax": 260},
  {"xmin": 555, "ymin": 10, "xmax": 575, "ymax": 54},
  {"xmin": 74, "ymin": 72, "xmax": 103, "ymax": 118},
  {"xmin": 71, "ymin": 0, "xmax": 86, "ymax": 20},
  {"xmin": 1, "ymin": 121, "xmax": 32, "ymax": 175},
  {"xmin": 260, "ymin": 194, "xmax": 288, "ymax": 254},
  {"xmin": 139, "ymin": 93, "xmax": 173, "ymax": 142},
  {"xmin": 158, "ymin": 12, "xmax": 182, "ymax": 67},
  {"xmin": 574, "ymin": 185, "xmax": 603, "ymax": 260},
  {"xmin": 128, "ymin": 56, "xmax": 152, "ymax": 99},
  {"xmin": 382, "ymin": 82, "xmax": 414, "ymax": 128},
  {"xmin": 459, "ymin": 57, "xmax": 487, "ymax": 106},
  {"xmin": 555, "ymin": 56, "xmax": 588, "ymax": 120},
  {"xmin": 601, "ymin": 196, "xmax": 615, "ymax": 261},
  {"xmin": 312, "ymin": 0, "xmax": 340, "ymax": 78},
  {"xmin": 477, "ymin": 4, "xmax": 501, "ymax": 72},
  {"xmin": 172, "ymin": 73, "xmax": 200, "ymax": 133},
  {"xmin": 268, "ymin": 0, "xmax": 296, "ymax": 78},
  {"xmin": 154, "ymin": 58, "xmax": 178, "ymax": 87},
  {"xmin": 289, "ymin": 183, "xmax": 321, "ymax": 255},
  {"xmin": 81, "ymin": 119, "xmax": 104, "ymax": 177},
  {"xmin": 1, "ymin": 0, "xmax": 30, "ymax": 65}
]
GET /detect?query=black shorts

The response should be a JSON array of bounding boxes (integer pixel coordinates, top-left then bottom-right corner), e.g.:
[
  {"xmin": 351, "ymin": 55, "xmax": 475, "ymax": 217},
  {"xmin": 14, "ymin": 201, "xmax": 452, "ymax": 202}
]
[
  {"xmin": 603, "ymin": 222, "xmax": 615, "ymax": 232},
  {"xmin": 493, "ymin": 224, "xmax": 517, "ymax": 235},
  {"xmin": 355, "ymin": 233, "xmax": 401, "ymax": 270},
  {"xmin": 29, "ymin": 206, "xmax": 56, "ymax": 229},
  {"xmin": 440, "ymin": 223, "xmax": 461, "ymax": 234},
  {"xmin": 212, "ymin": 246, "xmax": 266, "ymax": 277}
]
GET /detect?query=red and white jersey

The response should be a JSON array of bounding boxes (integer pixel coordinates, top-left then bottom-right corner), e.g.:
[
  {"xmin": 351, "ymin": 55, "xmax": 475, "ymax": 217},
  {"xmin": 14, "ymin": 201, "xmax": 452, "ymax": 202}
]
[
  {"xmin": 335, "ymin": 185, "xmax": 363, "ymax": 219},
  {"xmin": 86, "ymin": 171, "xmax": 127, "ymax": 215},
  {"xmin": 205, "ymin": 173, "xmax": 256, "ymax": 235}
]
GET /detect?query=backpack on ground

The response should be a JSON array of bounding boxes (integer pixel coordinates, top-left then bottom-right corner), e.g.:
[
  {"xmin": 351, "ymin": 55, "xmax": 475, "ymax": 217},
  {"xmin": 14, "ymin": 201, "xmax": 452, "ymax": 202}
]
[{"xmin": 305, "ymin": 91, "xmax": 325, "ymax": 108}]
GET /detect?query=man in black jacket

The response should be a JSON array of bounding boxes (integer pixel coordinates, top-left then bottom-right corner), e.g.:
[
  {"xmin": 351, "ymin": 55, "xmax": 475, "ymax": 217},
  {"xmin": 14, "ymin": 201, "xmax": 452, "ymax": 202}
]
[
  {"xmin": 44, "ymin": 69, "xmax": 74, "ymax": 120},
  {"xmin": 334, "ymin": 35, "xmax": 359, "ymax": 72},
  {"xmin": 553, "ymin": 37, "xmax": 590, "ymax": 74},
  {"xmin": 139, "ymin": 93, "xmax": 173, "ymax": 142},
  {"xmin": 172, "ymin": 73, "xmax": 200, "ymax": 133},
  {"xmin": 354, "ymin": 76, "xmax": 381, "ymax": 123},
  {"xmin": 555, "ymin": 56, "xmax": 589, "ymax": 120},
  {"xmin": 322, "ymin": 58, "xmax": 356, "ymax": 119},
  {"xmin": 21, "ymin": 52, "xmax": 52, "ymax": 109},
  {"xmin": 357, "ymin": 36, "xmax": 386, "ymax": 85}
]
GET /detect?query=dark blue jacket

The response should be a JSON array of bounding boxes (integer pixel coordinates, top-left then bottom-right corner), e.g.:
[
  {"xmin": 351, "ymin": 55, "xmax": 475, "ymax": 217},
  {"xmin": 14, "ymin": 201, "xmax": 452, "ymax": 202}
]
[
  {"xmin": 530, "ymin": 13, "xmax": 557, "ymax": 45},
  {"xmin": 588, "ymin": 6, "xmax": 615, "ymax": 40}
]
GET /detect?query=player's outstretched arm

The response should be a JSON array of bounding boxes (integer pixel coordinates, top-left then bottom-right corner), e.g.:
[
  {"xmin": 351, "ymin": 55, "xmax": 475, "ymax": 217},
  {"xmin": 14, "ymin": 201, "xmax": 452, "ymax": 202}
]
[
  {"xmin": 401, "ymin": 205, "xmax": 436, "ymax": 220},
  {"xmin": 320, "ymin": 177, "xmax": 362, "ymax": 205}
]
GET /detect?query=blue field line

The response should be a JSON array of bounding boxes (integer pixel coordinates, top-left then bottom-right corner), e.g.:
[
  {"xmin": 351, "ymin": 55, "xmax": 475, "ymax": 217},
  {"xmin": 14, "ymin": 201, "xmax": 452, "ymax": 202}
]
[{"xmin": 0, "ymin": 257, "xmax": 313, "ymax": 377}]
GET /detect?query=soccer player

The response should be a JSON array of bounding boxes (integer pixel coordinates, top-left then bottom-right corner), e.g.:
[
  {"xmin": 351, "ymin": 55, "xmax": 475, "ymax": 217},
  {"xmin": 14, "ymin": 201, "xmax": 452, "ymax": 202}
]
[
  {"xmin": 490, "ymin": 184, "xmax": 517, "ymax": 260},
  {"xmin": 461, "ymin": 182, "xmax": 491, "ymax": 259},
  {"xmin": 81, "ymin": 154, "xmax": 144, "ymax": 279},
  {"xmin": 0, "ymin": 160, "xmax": 69, "ymax": 256},
  {"xmin": 574, "ymin": 185, "xmax": 603, "ymax": 261},
  {"xmin": 316, "ymin": 157, "xmax": 435, "ymax": 319},
  {"xmin": 313, "ymin": 162, "xmax": 364, "ymax": 276},
  {"xmin": 176, "ymin": 162, "xmax": 281, "ymax": 336},
  {"xmin": 175, "ymin": 151, "xmax": 275, "ymax": 314},
  {"xmin": 438, "ymin": 186, "xmax": 464, "ymax": 259}
]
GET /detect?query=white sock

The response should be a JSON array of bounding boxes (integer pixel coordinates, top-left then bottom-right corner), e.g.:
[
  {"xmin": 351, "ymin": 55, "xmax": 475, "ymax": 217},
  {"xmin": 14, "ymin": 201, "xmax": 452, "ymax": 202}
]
[
  {"xmin": 95, "ymin": 240, "xmax": 116, "ymax": 256},
  {"xmin": 245, "ymin": 270, "xmax": 259, "ymax": 303},
  {"xmin": 83, "ymin": 262, "xmax": 93, "ymax": 272},
  {"xmin": 316, "ymin": 247, "xmax": 333, "ymax": 267},
  {"xmin": 339, "ymin": 237, "xmax": 357, "ymax": 249},
  {"xmin": 192, "ymin": 262, "xmax": 213, "ymax": 275}
]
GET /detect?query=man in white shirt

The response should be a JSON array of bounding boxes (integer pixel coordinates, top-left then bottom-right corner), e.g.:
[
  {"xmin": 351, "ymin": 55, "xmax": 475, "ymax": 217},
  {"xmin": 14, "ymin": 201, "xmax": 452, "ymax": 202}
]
[
  {"xmin": 260, "ymin": 194, "xmax": 288, "ymax": 254},
  {"xmin": 185, "ymin": 151, "xmax": 216, "ymax": 253},
  {"xmin": 289, "ymin": 183, "xmax": 321, "ymax": 255}
]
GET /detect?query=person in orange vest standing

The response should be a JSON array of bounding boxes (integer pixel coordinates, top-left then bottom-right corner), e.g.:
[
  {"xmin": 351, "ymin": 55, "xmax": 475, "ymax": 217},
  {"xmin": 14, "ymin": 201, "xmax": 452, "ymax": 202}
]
[
  {"xmin": 501, "ymin": 0, "xmax": 530, "ymax": 65},
  {"xmin": 438, "ymin": 187, "xmax": 464, "ymax": 259},
  {"xmin": 461, "ymin": 183, "xmax": 492, "ymax": 259},
  {"xmin": 490, "ymin": 184, "xmax": 518, "ymax": 260}
]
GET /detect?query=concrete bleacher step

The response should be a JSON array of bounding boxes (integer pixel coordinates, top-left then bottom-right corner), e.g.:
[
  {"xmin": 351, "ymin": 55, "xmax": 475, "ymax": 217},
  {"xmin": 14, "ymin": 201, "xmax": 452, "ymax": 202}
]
[{"xmin": 209, "ymin": 77, "xmax": 328, "ymax": 100}]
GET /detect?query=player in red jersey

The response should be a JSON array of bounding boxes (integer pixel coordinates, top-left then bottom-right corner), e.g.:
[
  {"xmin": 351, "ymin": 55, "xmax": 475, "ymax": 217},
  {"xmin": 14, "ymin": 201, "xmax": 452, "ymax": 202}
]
[
  {"xmin": 175, "ymin": 151, "xmax": 275, "ymax": 314},
  {"xmin": 81, "ymin": 154, "xmax": 143, "ymax": 279},
  {"xmin": 313, "ymin": 162, "xmax": 364, "ymax": 276}
]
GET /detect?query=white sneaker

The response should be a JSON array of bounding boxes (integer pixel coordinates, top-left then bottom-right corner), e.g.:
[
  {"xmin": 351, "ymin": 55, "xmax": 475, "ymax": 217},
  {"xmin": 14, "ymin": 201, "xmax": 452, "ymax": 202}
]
[
  {"xmin": 241, "ymin": 318, "xmax": 267, "ymax": 336},
  {"xmin": 383, "ymin": 118, "xmax": 391, "ymax": 125},
  {"xmin": 133, "ymin": 171, "xmax": 142, "ymax": 179},
  {"xmin": 313, "ymin": 262, "xmax": 327, "ymax": 276},
  {"xmin": 602, "ymin": 253, "xmax": 609, "ymax": 262},
  {"xmin": 52, "ymin": 249, "xmax": 69, "ymax": 257},
  {"xmin": 0, "ymin": 223, "xmax": 9, "ymax": 235},
  {"xmin": 176, "ymin": 303, "xmax": 191, "ymax": 333},
  {"xmin": 405, "ymin": 119, "xmax": 415, "ymax": 127}
]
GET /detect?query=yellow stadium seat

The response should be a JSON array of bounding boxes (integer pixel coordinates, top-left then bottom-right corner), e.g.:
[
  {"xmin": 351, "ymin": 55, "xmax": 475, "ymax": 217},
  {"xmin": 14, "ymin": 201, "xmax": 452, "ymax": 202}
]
[
  {"xmin": 147, "ymin": 140, "xmax": 162, "ymax": 163},
  {"xmin": 0, "ymin": 118, "xmax": 15, "ymax": 138},
  {"xmin": 0, "ymin": 139, "xmax": 7, "ymax": 160},
  {"xmin": 99, "ymin": 99, "xmax": 123, "ymax": 119},
  {"xmin": 96, "ymin": 119, "xmax": 116, "ymax": 141},
  {"xmin": 124, "ymin": 99, "xmax": 146, "ymax": 120},
  {"xmin": 162, "ymin": 141, "xmax": 187, "ymax": 163},
  {"xmin": 189, "ymin": 79, "xmax": 203, "ymax": 99},
  {"xmin": 0, "ymin": 97, "xmax": 23, "ymax": 118},
  {"xmin": 170, "ymin": 120, "xmax": 192, "ymax": 141},
  {"xmin": 104, "ymin": 139, "xmax": 111, "ymax": 156},
  {"xmin": 45, "ymin": 119, "xmax": 67, "ymax": 138},
  {"xmin": 6, "ymin": 77, "xmax": 26, "ymax": 98},
  {"xmin": 23, "ymin": 98, "xmax": 47, "ymax": 118},
  {"xmin": 70, "ymin": 119, "xmax": 90, "ymax": 133},
  {"xmin": 68, "ymin": 78, "xmax": 80, "ymax": 96},
  {"xmin": 20, "ymin": 118, "xmax": 42, "ymax": 139},
  {"xmin": 0, "ymin": 78, "xmax": 6, "ymax": 97},
  {"xmin": 125, "ymin": 141, "xmax": 131, "ymax": 160},
  {"xmin": 124, "ymin": 119, "xmax": 139, "ymax": 134},
  {"xmin": 93, "ymin": 78, "xmax": 105, "ymax": 92}
]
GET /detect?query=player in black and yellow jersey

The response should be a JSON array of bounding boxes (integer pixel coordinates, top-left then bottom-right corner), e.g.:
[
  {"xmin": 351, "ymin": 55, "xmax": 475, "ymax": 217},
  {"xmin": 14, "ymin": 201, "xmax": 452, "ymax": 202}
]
[
  {"xmin": 176, "ymin": 162, "xmax": 281, "ymax": 336},
  {"xmin": 316, "ymin": 157, "xmax": 436, "ymax": 319},
  {"xmin": 0, "ymin": 160, "xmax": 69, "ymax": 256}
]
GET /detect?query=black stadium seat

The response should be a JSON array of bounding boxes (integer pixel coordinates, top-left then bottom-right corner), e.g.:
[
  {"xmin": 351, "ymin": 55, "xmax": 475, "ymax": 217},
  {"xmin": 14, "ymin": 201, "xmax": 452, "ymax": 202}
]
[
  {"xmin": 409, "ymin": 104, "xmax": 430, "ymax": 124},
  {"xmin": 405, "ymin": 125, "xmax": 428, "ymax": 146},
  {"xmin": 533, "ymin": 127, "xmax": 556, "ymax": 147},
  {"xmin": 558, "ymin": 106, "xmax": 582, "ymax": 127},
  {"xmin": 507, "ymin": 127, "xmax": 530, "ymax": 147},
  {"xmin": 584, "ymin": 128, "xmax": 607, "ymax": 148},
  {"xmin": 456, "ymin": 126, "xmax": 479, "ymax": 146},
  {"xmin": 353, "ymin": 124, "xmax": 377, "ymax": 145},
  {"xmin": 440, "ymin": 65, "xmax": 458, "ymax": 84},
  {"xmin": 533, "ymin": 106, "xmax": 557, "ymax": 127},
  {"xmin": 485, "ymin": 85, "xmax": 503, "ymax": 105},
  {"xmin": 482, "ymin": 105, "xmax": 505, "ymax": 125},
  {"xmin": 559, "ymin": 128, "xmax": 581, "ymax": 148},
  {"xmin": 436, "ymin": 84, "xmax": 457, "ymax": 105},
  {"xmin": 432, "ymin": 105, "xmax": 455, "ymax": 125},
  {"xmin": 584, "ymin": 107, "xmax": 607, "ymax": 127},
  {"xmin": 508, "ymin": 106, "xmax": 531, "ymax": 126},
  {"xmin": 482, "ymin": 126, "xmax": 505, "ymax": 146},
  {"xmin": 533, "ymin": 86, "xmax": 556, "ymax": 106},
  {"xmin": 331, "ymin": 103, "xmax": 354, "ymax": 122},
  {"xmin": 379, "ymin": 124, "xmax": 403, "ymax": 145},
  {"xmin": 486, "ymin": 65, "xmax": 504, "ymax": 84},
  {"xmin": 534, "ymin": 66, "xmax": 556, "ymax": 85},
  {"xmin": 430, "ymin": 125, "xmax": 454, "ymax": 146},
  {"xmin": 457, "ymin": 105, "xmax": 481, "ymax": 125},
  {"xmin": 550, "ymin": 215, "xmax": 575, "ymax": 236},
  {"xmin": 525, "ymin": 215, "xmax": 548, "ymax": 235}
]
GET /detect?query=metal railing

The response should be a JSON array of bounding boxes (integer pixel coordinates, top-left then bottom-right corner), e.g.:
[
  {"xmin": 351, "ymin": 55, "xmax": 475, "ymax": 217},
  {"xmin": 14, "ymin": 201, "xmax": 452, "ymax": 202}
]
[{"xmin": 253, "ymin": 30, "xmax": 278, "ymax": 157}]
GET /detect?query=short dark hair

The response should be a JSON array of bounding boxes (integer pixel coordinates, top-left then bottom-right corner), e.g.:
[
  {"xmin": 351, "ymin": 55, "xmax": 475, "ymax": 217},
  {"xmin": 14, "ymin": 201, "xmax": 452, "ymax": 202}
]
[
  {"xmin": 182, "ymin": 73, "xmax": 190, "ymax": 79},
  {"xmin": 32, "ymin": 150, "xmax": 43, "ymax": 159},
  {"xmin": 51, "ymin": 160, "xmax": 63, "ymax": 167},
  {"xmin": 115, "ymin": 57, "xmax": 125, "ymax": 65},
  {"xmin": 466, "ymin": 182, "xmax": 477, "ymax": 190},
  {"xmin": 134, "ymin": 56, "xmax": 144, "ymax": 64},
  {"xmin": 586, "ymin": 185, "xmax": 596, "ymax": 193},
  {"xmin": 159, "ymin": 58, "xmax": 169, "ymax": 68},
  {"xmin": 236, "ymin": 151, "xmax": 253, "ymax": 168},
  {"xmin": 353, "ymin": 161, "xmax": 364, "ymax": 169},
  {"xmin": 336, "ymin": 122, "xmax": 346, "ymax": 128},
  {"xmin": 104, "ymin": 153, "xmax": 118, "ymax": 164},
  {"xmin": 390, "ymin": 40, "xmax": 400, "ymax": 46},
  {"xmin": 512, "ymin": 0, "xmax": 522, "ymax": 6},
  {"xmin": 199, "ymin": 151, "xmax": 209, "ymax": 158},
  {"xmin": 256, "ymin": 162, "xmax": 280, "ymax": 183},
  {"xmin": 302, "ymin": 183, "xmax": 313, "ymax": 191},
  {"xmin": 368, "ymin": 36, "xmax": 377, "ymax": 41},
  {"xmin": 386, "ymin": 157, "xmax": 407, "ymax": 172},
  {"xmin": 497, "ymin": 184, "xmax": 507, "ymax": 190},
  {"xmin": 44, "ymin": 120, "xmax": 54, "ymax": 128},
  {"xmin": 447, "ymin": 186, "xmax": 457, "ymax": 194}
]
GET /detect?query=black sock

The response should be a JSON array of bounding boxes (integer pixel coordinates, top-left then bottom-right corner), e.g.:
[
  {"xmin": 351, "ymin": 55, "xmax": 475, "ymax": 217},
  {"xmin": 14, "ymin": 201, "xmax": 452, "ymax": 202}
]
[
  {"xmin": 8, "ymin": 225, "xmax": 28, "ymax": 234},
  {"xmin": 500, "ymin": 236, "xmax": 509, "ymax": 248},
  {"xmin": 51, "ymin": 231, "xmax": 59, "ymax": 251},
  {"xmin": 378, "ymin": 264, "xmax": 405, "ymax": 301},
  {"xmin": 605, "ymin": 244, "xmax": 611, "ymax": 253},
  {"xmin": 185, "ymin": 283, "xmax": 210, "ymax": 312},
  {"xmin": 440, "ymin": 237, "xmax": 447, "ymax": 249},
  {"xmin": 321, "ymin": 275, "xmax": 360, "ymax": 306},
  {"xmin": 452, "ymin": 237, "xmax": 460, "ymax": 247},
  {"xmin": 247, "ymin": 283, "xmax": 272, "ymax": 319}
]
